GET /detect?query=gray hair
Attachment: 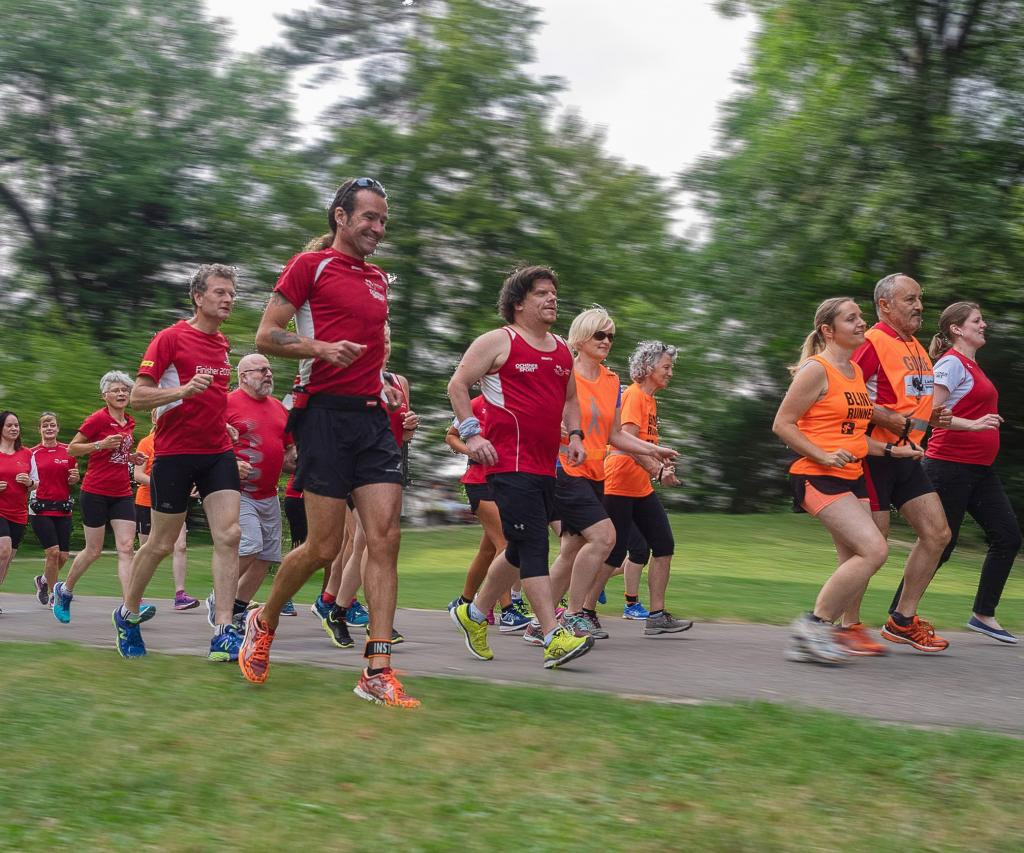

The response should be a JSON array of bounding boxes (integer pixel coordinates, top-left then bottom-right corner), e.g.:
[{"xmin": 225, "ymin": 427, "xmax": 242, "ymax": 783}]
[
  {"xmin": 100, "ymin": 370, "xmax": 133, "ymax": 393},
  {"xmin": 628, "ymin": 340, "xmax": 677, "ymax": 382},
  {"xmin": 189, "ymin": 263, "xmax": 237, "ymax": 309},
  {"xmin": 873, "ymin": 272, "xmax": 906, "ymax": 312}
]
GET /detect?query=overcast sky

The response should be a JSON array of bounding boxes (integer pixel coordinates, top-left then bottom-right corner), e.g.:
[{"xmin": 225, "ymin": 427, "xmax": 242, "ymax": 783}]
[{"xmin": 205, "ymin": 0, "xmax": 755, "ymax": 180}]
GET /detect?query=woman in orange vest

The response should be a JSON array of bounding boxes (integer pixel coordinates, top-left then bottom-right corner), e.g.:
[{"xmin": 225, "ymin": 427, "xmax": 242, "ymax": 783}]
[{"xmin": 773, "ymin": 297, "xmax": 922, "ymax": 664}]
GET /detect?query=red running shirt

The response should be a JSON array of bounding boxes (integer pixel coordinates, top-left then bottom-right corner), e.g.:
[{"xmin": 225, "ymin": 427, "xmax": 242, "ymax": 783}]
[
  {"xmin": 0, "ymin": 447, "xmax": 33, "ymax": 524},
  {"xmin": 78, "ymin": 408, "xmax": 136, "ymax": 497},
  {"xmin": 29, "ymin": 443, "xmax": 76, "ymax": 515},
  {"xmin": 274, "ymin": 248, "xmax": 390, "ymax": 398},
  {"xmin": 926, "ymin": 350, "xmax": 1000, "ymax": 467},
  {"xmin": 460, "ymin": 395, "xmax": 490, "ymax": 486},
  {"xmin": 137, "ymin": 320, "xmax": 233, "ymax": 456},
  {"xmin": 226, "ymin": 389, "xmax": 291, "ymax": 500},
  {"xmin": 480, "ymin": 327, "xmax": 573, "ymax": 477}
]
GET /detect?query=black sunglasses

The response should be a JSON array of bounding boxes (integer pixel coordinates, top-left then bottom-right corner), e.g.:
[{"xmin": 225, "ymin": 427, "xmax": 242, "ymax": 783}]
[
  {"xmin": 592, "ymin": 331, "xmax": 615, "ymax": 342},
  {"xmin": 334, "ymin": 176, "xmax": 387, "ymax": 210}
]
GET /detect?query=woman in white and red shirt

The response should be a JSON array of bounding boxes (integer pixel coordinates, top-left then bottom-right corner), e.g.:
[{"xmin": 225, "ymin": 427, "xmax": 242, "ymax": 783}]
[
  {"xmin": 29, "ymin": 411, "xmax": 80, "ymax": 605},
  {"xmin": 0, "ymin": 411, "xmax": 36, "ymax": 604},
  {"xmin": 52, "ymin": 371, "xmax": 145, "ymax": 623},
  {"xmin": 893, "ymin": 302, "xmax": 1020, "ymax": 644}
]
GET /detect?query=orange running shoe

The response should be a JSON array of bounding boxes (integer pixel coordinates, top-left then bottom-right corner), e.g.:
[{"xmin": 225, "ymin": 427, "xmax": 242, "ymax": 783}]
[
  {"xmin": 238, "ymin": 607, "xmax": 275, "ymax": 683},
  {"xmin": 880, "ymin": 614, "xmax": 949, "ymax": 652},
  {"xmin": 353, "ymin": 668, "xmax": 421, "ymax": 708},
  {"xmin": 837, "ymin": 622, "xmax": 888, "ymax": 656}
]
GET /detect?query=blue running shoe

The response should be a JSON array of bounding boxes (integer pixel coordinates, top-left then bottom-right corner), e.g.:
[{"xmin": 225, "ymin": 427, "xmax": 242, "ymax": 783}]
[
  {"xmin": 311, "ymin": 595, "xmax": 331, "ymax": 620},
  {"xmin": 598, "ymin": 588, "xmax": 607, "ymax": 605},
  {"xmin": 52, "ymin": 581, "xmax": 73, "ymax": 624},
  {"xmin": 447, "ymin": 595, "xmax": 466, "ymax": 612},
  {"xmin": 346, "ymin": 599, "xmax": 369, "ymax": 627},
  {"xmin": 208, "ymin": 625, "xmax": 243, "ymax": 661},
  {"xmin": 139, "ymin": 603, "xmax": 156, "ymax": 623},
  {"xmin": 112, "ymin": 608, "xmax": 147, "ymax": 658},
  {"xmin": 623, "ymin": 601, "xmax": 650, "ymax": 621},
  {"xmin": 499, "ymin": 606, "xmax": 531, "ymax": 633},
  {"xmin": 280, "ymin": 599, "xmax": 297, "ymax": 616}
]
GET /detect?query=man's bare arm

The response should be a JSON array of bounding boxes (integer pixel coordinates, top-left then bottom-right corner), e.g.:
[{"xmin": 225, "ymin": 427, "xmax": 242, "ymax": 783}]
[
  {"xmin": 447, "ymin": 330, "xmax": 509, "ymax": 423},
  {"xmin": 256, "ymin": 292, "xmax": 367, "ymax": 368}
]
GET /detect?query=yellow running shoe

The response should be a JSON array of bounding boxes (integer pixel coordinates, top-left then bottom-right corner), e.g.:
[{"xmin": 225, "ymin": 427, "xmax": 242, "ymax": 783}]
[
  {"xmin": 450, "ymin": 603, "xmax": 493, "ymax": 661},
  {"xmin": 543, "ymin": 626, "xmax": 595, "ymax": 669}
]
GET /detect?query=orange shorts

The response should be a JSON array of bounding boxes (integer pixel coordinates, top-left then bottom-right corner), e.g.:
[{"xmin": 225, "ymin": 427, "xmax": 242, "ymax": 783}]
[{"xmin": 790, "ymin": 474, "xmax": 869, "ymax": 517}]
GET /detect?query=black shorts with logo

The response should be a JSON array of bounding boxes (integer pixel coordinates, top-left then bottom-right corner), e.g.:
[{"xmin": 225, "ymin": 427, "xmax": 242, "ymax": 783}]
[
  {"xmin": 863, "ymin": 455, "xmax": 935, "ymax": 512},
  {"xmin": 151, "ymin": 451, "xmax": 240, "ymax": 515},
  {"xmin": 80, "ymin": 490, "xmax": 136, "ymax": 528},
  {"xmin": 488, "ymin": 471, "xmax": 555, "ymax": 579},
  {"xmin": 554, "ymin": 467, "xmax": 608, "ymax": 537},
  {"xmin": 293, "ymin": 406, "xmax": 403, "ymax": 501}
]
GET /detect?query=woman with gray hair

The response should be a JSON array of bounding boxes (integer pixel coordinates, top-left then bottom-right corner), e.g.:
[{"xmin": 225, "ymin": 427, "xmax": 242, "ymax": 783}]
[
  {"xmin": 600, "ymin": 340, "xmax": 693, "ymax": 636},
  {"xmin": 51, "ymin": 370, "xmax": 148, "ymax": 624}
]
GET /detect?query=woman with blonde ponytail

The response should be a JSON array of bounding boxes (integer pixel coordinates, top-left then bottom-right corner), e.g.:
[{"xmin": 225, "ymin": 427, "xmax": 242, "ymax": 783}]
[
  {"xmin": 889, "ymin": 302, "xmax": 1020, "ymax": 643},
  {"xmin": 773, "ymin": 297, "xmax": 923, "ymax": 664}
]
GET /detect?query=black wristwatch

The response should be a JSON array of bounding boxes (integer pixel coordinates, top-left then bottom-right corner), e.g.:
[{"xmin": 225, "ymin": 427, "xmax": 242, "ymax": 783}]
[
  {"xmin": 567, "ymin": 429, "xmax": 585, "ymax": 441},
  {"xmin": 884, "ymin": 442, "xmax": 895, "ymax": 458}
]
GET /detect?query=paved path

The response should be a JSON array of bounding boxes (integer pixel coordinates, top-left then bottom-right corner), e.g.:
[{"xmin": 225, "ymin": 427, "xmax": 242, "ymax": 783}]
[{"xmin": 2, "ymin": 593, "xmax": 1022, "ymax": 734}]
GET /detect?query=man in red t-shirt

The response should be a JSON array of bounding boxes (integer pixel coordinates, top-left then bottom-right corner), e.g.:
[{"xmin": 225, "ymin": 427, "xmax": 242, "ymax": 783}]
[
  {"xmin": 224, "ymin": 353, "xmax": 295, "ymax": 616},
  {"xmin": 238, "ymin": 177, "xmax": 417, "ymax": 709},
  {"xmin": 447, "ymin": 265, "xmax": 594, "ymax": 670},
  {"xmin": 114, "ymin": 264, "xmax": 242, "ymax": 661}
]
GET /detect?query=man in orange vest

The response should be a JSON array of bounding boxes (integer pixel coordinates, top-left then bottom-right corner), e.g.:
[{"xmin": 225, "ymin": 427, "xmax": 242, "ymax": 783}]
[{"xmin": 845, "ymin": 273, "xmax": 952, "ymax": 651}]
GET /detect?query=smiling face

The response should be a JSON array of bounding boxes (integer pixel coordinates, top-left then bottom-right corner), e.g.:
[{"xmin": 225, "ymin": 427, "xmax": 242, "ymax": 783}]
[
  {"xmin": 39, "ymin": 414, "xmax": 59, "ymax": 443},
  {"xmin": 578, "ymin": 323, "xmax": 615, "ymax": 363},
  {"xmin": 880, "ymin": 276, "xmax": 923, "ymax": 337},
  {"xmin": 648, "ymin": 353, "xmax": 674, "ymax": 391},
  {"xmin": 335, "ymin": 189, "xmax": 388, "ymax": 259},
  {"xmin": 954, "ymin": 308, "xmax": 987, "ymax": 351},
  {"xmin": 823, "ymin": 300, "xmax": 867, "ymax": 350},
  {"xmin": 515, "ymin": 277, "xmax": 558, "ymax": 329}
]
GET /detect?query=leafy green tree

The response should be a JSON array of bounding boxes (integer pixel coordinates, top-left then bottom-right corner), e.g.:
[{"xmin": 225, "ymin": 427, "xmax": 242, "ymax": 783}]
[
  {"xmin": 686, "ymin": 0, "xmax": 1024, "ymax": 508},
  {"xmin": 0, "ymin": 0, "xmax": 316, "ymax": 343}
]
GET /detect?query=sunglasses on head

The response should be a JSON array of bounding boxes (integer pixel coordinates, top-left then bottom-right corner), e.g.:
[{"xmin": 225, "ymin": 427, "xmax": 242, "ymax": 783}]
[
  {"xmin": 592, "ymin": 331, "xmax": 615, "ymax": 342},
  {"xmin": 334, "ymin": 176, "xmax": 387, "ymax": 210}
]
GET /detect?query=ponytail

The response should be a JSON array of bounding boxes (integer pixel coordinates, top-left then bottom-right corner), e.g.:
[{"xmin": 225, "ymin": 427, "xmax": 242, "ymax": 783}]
[
  {"xmin": 788, "ymin": 296, "xmax": 856, "ymax": 375},
  {"xmin": 303, "ymin": 233, "xmax": 333, "ymax": 252}
]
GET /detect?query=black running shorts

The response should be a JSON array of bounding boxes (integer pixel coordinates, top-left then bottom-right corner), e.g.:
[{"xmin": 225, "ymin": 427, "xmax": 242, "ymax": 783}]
[
  {"xmin": 135, "ymin": 505, "xmax": 152, "ymax": 537},
  {"xmin": 554, "ymin": 468, "xmax": 608, "ymax": 537},
  {"xmin": 604, "ymin": 492, "xmax": 674, "ymax": 567},
  {"xmin": 80, "ymin": 490, "xmax": 136, "ymax": 528},
  {"xmin": 863, "ymin": 456, "xmax": 935, "ymax": 513},
  {"xmin": 284, "ymin": 495, "xmax": 307, "ymax": 546},
  {"xmin": 31, "ymin": 514, "xmax": 72, "ymax": 551},
  {"xmin": 151, "ymin": 451, "xmax": 240, "ymax": 515},
  {"xmin": 464, "ymin": 482, "xmax": 494, "ymax": 515},
  {"xmin": 488, "ymin": 472, "xmax": 555, "ymax": 579},
  {"xmin": 293, "ymin": 407, "xmax": 403, "ymax": 501},
  {"xmin": 0, "ymin": 517, "xmax": 27, "ymax": 550}
]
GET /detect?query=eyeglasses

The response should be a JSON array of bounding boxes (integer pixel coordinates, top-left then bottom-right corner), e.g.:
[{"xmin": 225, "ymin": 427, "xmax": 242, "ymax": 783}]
[
  {"xmin": 333, "ymin": 177, "xmax": 388, "ymax": 211},
  {"xmin": 592, "ymin": 331, "xmax": 615, "ymax": 342},
  {"xmin": 241, "ymin": 367, "xmax": 273, "ymax": 376}
]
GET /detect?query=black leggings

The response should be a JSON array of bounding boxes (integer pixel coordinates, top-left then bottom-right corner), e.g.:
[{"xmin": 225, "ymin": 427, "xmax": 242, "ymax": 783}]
[
  {"xmin": 890, "ymin": 458, "xmax": 1021, "ymax": 617},
  {"xmin": 604, "ymin": 492, "xmax": 674, "ymax": 568}
]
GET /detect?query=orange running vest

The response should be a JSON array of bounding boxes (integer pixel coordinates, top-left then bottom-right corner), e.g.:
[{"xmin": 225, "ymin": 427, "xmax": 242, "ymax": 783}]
[
  {"xmin": 863, "ymin": 327, "xmax": 934, "ymax": 445},
  {"xmin": 789, "ymin": 356, "xmax": 872, "ymax": 480},
  {"xmin": 560, "ymin": 363, "xmax": 620, "ymax": 481}
]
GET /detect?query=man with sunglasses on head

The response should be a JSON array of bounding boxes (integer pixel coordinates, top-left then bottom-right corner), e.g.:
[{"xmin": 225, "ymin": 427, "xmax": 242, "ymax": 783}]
[
  {"xmin": 239, "ymin": 177, "xmax": 418, "ymax": 708},
  {"xmin": 838, "ymin": 273, "xmax": 953, "ymax": 654}
]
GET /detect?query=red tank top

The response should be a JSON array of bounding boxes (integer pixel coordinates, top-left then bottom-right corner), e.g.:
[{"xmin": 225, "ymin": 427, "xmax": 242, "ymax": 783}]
[{"xmin": 481, "ymin": 327, "xmax": 573, "ymax": 477}]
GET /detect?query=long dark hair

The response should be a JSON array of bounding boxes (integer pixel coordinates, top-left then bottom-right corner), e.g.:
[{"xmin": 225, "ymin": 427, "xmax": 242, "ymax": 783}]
[{"xmin": 0, "ymin": 411, "xmax": 22, "ymax": 450}]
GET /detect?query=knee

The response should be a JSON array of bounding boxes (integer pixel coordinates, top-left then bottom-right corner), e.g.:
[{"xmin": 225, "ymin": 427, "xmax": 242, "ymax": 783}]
[
  {"xmin": 591, "ymin": 520, "xmax": 617, "ymax": 555},
  {"xmin": 0, "ymin": 542, "xmax": 12, "ymax": 563},
  {"xmin": 81, "ymin": 542, "xmax": 103, "ymax": 560},
  {"xmin": 863, "ymin": 538, "xmax": 889, "ymax": 569},
  {"xmin": 45, "ymin": 545, "xmax": 60, "ymax": 558},
  {"xmin": 214, "ymin": 522, "xmax": 241, "ymax": 551}
]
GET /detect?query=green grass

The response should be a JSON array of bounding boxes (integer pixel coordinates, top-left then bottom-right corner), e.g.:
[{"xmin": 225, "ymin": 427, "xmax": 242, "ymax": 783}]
[
  {"xmin": 5, "ymin": 513, "xmax": 1019, "ymax": 631},
  {"xmin": 2, "ymin": 643, "xmax": 1022, "ymax": 852}
]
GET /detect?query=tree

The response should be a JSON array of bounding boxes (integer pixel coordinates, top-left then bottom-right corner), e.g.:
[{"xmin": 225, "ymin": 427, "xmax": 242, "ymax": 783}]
[
  {"xmin": 685, "ymin": 0, "xmax": 1024, "ymax": 509},
  {"xmin": 273, "ymin": 0, "xmax": 697, "ymax": 484},
  {"xmin": 0, "ymin": 0, "xmax": 317, "ymax": 342}
]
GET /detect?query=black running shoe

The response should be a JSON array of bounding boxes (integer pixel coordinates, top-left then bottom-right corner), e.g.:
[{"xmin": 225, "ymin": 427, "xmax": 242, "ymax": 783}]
[
  {"xmin": 34, "ymin": 575, "xmax": 49, "ymax": 606},
  {"xmin": 323, "ymin": 605, "xmax": 354, "ymax": 649}
]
